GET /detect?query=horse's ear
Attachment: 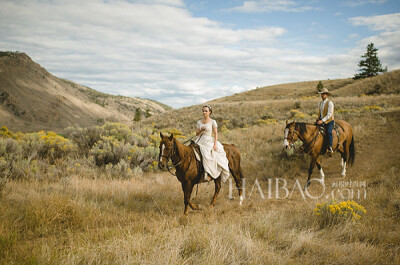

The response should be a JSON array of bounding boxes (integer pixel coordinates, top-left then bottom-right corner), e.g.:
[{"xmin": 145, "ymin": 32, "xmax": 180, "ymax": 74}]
[
  {"xmin": 286, "ymin": 120, "xmax": 288, "ymax": 125},
  {"xmin": 160, "ymin": 132, "xmax": 164, "ymax": 138},
  {"xmin": 293, "ymin": 119, "xmax": 296, "ymax": 124},
  {"xmin": 169, "ymin": 133, "xmax": 174, "ymax": 140}
]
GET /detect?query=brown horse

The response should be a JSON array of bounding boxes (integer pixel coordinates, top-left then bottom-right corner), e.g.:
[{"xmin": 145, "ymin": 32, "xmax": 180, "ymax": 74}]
[
  {"xmin": 283, "ymin": 120, "xmax": 355, "ymax": 188},
  {"xmin": 158, "ymin": 133, "xmax": 244, "ymax": 215}
]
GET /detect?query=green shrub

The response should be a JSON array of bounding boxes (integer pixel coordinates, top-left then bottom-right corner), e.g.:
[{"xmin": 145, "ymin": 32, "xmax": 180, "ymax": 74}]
[
  {"xmin": 65, "ymin": 126, "xmax": 102, "ymax": 156},
  {"xmin": 101, "ymin": 122, "xmax": 132, "ymax": 142}
]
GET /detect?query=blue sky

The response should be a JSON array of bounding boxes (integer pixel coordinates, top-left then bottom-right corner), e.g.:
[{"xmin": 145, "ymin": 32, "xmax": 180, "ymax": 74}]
[{"xmin": 1, "ymin": 0, "xmax": 399, "ymax": 108}]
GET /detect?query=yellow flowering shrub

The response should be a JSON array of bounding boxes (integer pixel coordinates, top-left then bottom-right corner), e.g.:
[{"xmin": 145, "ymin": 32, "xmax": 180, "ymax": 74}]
[
  {"xmin": 337, "ymin": 105, "xmax": 382, "ymax": 114},
  {"xmin": 19, "ymin": 131, "xmax": 75, "ymax": 161},
  {"xmin": 314, "ymin": 200, "xmax": 366, "ymax": 226},
  {"xmin": 361, "ymin": 105, "xmax": 382, "ymax": 111},
  {"xmin": 0, "ymin": 126, "xmax": 19, "ymax": 139},
  {"xmin": 290, "ymin": 109, "xmax": 309, "ymax": 120},
  {"xmin": 162, "ymin": 128, "xmax": 185, "ymax": 138},
  {"xmin": 255, "ymin": 119, "xmax": 278, "ymax": 126},
  {"xmin": 300, "ymin": 95, "xmax": 316, "ymax": 101},
  {"xmin": 101, "ymin": 122, "xmax": 132, "ymax": 141}
]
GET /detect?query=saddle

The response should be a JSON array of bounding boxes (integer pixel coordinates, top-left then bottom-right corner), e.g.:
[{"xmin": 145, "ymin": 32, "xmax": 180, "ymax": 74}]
[
  {"xmin": 190, "ymin": 141, "xmax": 202, "ymax": 162},
  {"xmin": 318, "ymin": 123, "xmax": 343, "ymax": 154},
  {"xmin": 189, "ymin": 141, "xmax": 206, "ymax": 183}
]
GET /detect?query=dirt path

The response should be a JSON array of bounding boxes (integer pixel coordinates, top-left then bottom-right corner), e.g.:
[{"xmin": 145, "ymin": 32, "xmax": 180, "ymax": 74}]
[{"xmin": 317, "ymin": 110, "xmax": 400, "ymax": 186}]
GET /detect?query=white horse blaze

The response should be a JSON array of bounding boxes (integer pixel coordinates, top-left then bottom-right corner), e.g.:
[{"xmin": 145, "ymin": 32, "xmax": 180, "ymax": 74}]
[
  {"xmin": 283, "ymin": 128, "xmax": 289, "ymax": 147},
  {"xmin": 159, "ymin": 144, "xmax": 165, "ymax": 162}
]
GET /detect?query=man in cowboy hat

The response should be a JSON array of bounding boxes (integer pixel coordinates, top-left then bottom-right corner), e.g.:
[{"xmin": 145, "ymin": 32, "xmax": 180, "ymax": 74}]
[{"xmin": 317, "ymin": 88, "xmax": 335, "ymax": 155}]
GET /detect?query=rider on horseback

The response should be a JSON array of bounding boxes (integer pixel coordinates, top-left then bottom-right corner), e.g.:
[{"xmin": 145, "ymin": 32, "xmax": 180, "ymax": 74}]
[{"xmin": 316, "ymin": 88, "xmax": 335, "ymax": 156}]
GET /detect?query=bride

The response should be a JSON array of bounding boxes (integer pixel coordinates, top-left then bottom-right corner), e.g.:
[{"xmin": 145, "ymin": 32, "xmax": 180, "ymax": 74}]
[{"xmin": 195, "ymin": 105, "xmax": 230, "ymax": 182}]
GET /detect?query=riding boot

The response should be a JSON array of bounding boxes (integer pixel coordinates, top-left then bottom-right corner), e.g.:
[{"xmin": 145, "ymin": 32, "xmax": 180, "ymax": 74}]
[{"xmin": 327, "ymin": 146, "xmax": 334, "ymax": 157}]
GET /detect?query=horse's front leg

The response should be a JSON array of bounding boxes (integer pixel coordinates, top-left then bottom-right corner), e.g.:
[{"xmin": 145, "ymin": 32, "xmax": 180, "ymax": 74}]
[
  {"xmin": 181, "ymin": 182, "xmax": 190, "ymax": 215},
  {"xmin": 316, "ymin": 157, "xmax": 325, "ymax": 181},
  {"xmin": 182, "ymin": 182, "xmax": 199, "ymax": 215},
  {"xmin": 305, "ymin": 156, "xmax": 318, "ymax": 189},
  {"xmin": 210, "ymin": 177, "xmax": 222, "ymax": 206}
]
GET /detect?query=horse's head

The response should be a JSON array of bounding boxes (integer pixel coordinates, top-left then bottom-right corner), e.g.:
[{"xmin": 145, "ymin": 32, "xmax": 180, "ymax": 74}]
[
  {"xmin": 158, "ymin": 132, "xmax": 175, "ymax": 170},
  {"xmin": 283, "ymin": 120, "xmax": 299, "ymax": 149}
]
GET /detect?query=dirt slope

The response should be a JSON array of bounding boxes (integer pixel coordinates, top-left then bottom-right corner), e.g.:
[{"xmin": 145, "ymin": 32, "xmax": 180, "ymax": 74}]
[{"xmin": 0, "ymin": 52, "xmax": 170, "ymax": 132}]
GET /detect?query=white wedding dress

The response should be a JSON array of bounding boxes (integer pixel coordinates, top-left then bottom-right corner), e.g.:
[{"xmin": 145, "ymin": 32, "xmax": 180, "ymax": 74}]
[{"xmin": 195, "ymin": 119, "xmax": 230, "ymax": 182}]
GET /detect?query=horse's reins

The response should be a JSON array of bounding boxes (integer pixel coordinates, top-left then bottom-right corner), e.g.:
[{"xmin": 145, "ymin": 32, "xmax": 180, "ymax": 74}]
[
  {"xmin": 285, "ymin": 124, "xmax": 321, "ymax": 154},
  {"xmin": 161, "ymin": 134, "xmax": 202, "ymax": 177},
  {"xmin": 161, "ymin": 133, "xmax": 205, "ymax": 196}
]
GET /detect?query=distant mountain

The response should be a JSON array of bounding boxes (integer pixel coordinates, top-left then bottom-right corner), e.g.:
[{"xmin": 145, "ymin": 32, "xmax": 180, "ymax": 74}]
[{"xmin": 0, "ymin": 52, "xmax": 171, "ymax": 132}]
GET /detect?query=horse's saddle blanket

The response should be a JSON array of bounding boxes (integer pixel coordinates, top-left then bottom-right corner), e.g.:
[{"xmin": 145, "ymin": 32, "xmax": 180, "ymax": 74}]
[{"xmin": 319, "ymin": 123, "xmax": 343, "ymax": 137}]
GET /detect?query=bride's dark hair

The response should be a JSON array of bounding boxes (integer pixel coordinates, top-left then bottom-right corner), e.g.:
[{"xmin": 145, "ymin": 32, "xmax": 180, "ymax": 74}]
[{"xmin": 202, "ymin": 105, "xmax": 212, "ymax": 114}]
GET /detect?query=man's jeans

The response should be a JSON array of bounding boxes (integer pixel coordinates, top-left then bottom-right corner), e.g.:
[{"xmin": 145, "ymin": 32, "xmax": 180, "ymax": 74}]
[{"xmin": 325, "ymin": 120, "xmax": 335, "ymax": 148}]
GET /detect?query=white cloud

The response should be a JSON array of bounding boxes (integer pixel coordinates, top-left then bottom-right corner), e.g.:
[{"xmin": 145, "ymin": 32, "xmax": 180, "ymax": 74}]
[
  {"xmin": 228, "ymin": 0, "xmax": 313, "ymax": 13},
  {"xmin": 349, "ymin": 13, "xmax": 400, "ymax": 70},
  {"xmin": 0, "ymin": 0, "xmax": 289, "ymax": 107},
  {"xmin": 344, "ymin": 0, "xmax": 388, "ymax": 7},
  {"xmin": 350, "ymin": 13, "xmax": 400, "ymax": 31},
  {"xmin": 348, "ymin": 33, "xmax": 360, "ymax": 38},
  {"xmin": 0, "ymin": 0, "xmax": 399, "ymax": 108}
]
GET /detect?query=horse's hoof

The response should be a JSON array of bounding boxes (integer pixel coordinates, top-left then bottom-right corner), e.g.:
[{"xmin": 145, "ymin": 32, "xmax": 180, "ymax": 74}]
[{"xmin": 190, "ymin": 204, "xmax": 200, "ymax": 210}]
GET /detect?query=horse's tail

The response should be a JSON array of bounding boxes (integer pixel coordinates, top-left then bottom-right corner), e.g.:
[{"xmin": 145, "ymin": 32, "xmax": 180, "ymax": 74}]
[{"xmin": 348, "ymin": 136, "xmax": 355, "ymax": 166}]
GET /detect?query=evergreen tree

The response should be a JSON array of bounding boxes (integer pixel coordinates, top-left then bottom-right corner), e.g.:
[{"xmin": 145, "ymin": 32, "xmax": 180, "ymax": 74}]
[
  {"xmin": 133, "ymin": 108, "xmax": 142, "ymax": 122},
  {"xmin": 145, "ymin": 109, "xmax": 152, "ymax": 118},
  {"xmin": 316, "ymin": 81, "xmax": 324, "ymax": 92},
  {"xmin": 354, "ymin": 43, "xmax": 387, "ymax": 79}
]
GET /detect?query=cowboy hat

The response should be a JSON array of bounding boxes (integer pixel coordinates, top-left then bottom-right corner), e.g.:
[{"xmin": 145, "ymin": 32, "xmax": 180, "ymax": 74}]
[{"xmin": 318, "ymin": 88, "xmax": 332, "ymax": 95}]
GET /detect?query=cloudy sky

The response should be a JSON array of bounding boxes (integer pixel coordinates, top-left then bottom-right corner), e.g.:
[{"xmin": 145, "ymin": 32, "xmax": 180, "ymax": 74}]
[{"xmin": 1, "ymin": 0, "xmax": 399, "ymax": 108}]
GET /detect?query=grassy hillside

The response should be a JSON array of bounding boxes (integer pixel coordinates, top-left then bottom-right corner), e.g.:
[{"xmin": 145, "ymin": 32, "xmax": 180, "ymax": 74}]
[
  {"xmin": 141, "ymin": 70, "xmax": 400, "ymax": 136},
  {"xmin": 0, "ymin": 51, "xmax": 171, "ymax": 132}
]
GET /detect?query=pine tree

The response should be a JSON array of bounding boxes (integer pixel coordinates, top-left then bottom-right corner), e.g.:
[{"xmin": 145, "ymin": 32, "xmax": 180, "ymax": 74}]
[
  {"xmin": 145, "ymin": 109, "xmax": 152, "ymax": 118},
  {"xmin": 133, "ymin": 108, "xmax": 142, "ymax": 122},
  {"xmin": 316, "ymin": 81, "xmax": 324, "ymax": 92},
  {"xmin": 354, "ymin": 43, "xmax": 387, "ymax": 79}
]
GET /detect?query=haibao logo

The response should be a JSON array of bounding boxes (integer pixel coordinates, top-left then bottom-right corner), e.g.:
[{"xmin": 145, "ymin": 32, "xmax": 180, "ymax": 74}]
[{"xmin": 228, "ymin": 178, "xmax": 367, "ymax": 200}]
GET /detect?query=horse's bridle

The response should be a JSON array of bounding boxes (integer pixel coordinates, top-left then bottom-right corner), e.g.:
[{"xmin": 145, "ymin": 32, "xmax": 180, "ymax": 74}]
[
  {"xmin": 159, "ymin": 142, "xmax": 182, "ymax": 176},
  {"xmin": 284, "ymin": 125, "xmax": 300, "ymax": 145},
  {"xmin": 285, "ymin": 124, "xmax": 322, "ymax": 154},
  {"xmin": 159, "ymin": 141, "xmax": 198, "ymax": 177}
]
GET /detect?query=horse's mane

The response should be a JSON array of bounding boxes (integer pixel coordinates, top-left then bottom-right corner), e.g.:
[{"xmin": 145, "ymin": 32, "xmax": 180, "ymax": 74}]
[
  {"xmin": 296, "ymin": 122, "xmax": 308, "ymax": 135},
  {"xmin": 286, "ymin": 122, "xmax": 313, "ymax": 134},
  {"xmin": 173, "ymin": 137, "xmax": 193, "ymax": 158}
]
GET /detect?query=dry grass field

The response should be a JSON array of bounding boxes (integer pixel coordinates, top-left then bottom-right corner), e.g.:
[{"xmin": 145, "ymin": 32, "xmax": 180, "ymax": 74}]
[{"xmin": 1, "ymin": 72, "xmax": 400, "ymax": 264}]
